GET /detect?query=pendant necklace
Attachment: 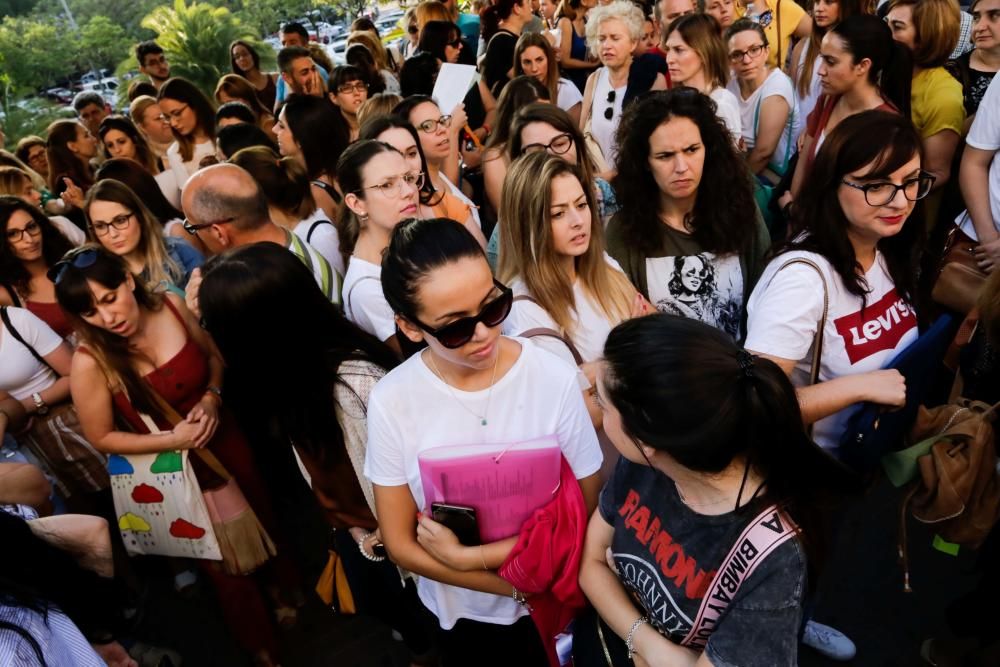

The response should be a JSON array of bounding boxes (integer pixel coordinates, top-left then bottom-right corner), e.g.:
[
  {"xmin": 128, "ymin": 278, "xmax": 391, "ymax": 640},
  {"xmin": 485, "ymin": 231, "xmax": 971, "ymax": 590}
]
[{"xmin": 427, "ymin": 346, "xmax": 501, "ymax": 426}]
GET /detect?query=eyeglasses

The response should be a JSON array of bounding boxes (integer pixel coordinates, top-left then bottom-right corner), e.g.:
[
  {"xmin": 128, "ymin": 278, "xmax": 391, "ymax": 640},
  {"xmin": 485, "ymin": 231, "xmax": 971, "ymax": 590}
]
[
  {"xmin": 448, "ymin": 37, "xmax": 463, "ymax": 48},
  {"xmin": 522, "ymin": 132, "xmax": 574, "ymax": 155},
  {"xmin": 408, "ymin": 24, "xmax": 419, "ymax": 34},
  {"xmin": 182, "ymin": 216, "xmax": 235, "ymax": 235},
  {"xmin": 412, "ymin": 280, "xmax": 514, "ymax": 348},
  {"xmin": 47, "ymin": 247, "xmax": 99, "ymax": 284},
  {"xmin": 840, "ymin": 172, "xmax": 936, "ymax": 207},
  {"xmin": 729, "ymin": 44, "xmax": 767, "ymax": 62},
  {"xmin": 5, "ymin": 220, "xmax": 42, "ymax": 242},
  {"xmin": 164, "ymin": 104, "xmax": 189, "ymax": 120},
  {"xmin": 337, "ymin": 81, "xmax": 368, "ymax": 95},
  {"xmin": 144, "ymin": 56, "xmax": 168, "ymax": 67},
  {"xmin": 356, "ymin": 172, "xmax": 425, "ymax": 198},
  {"xmin": 604, "ymin": 90, "xmax": 616, "ymax": 121},
  {"xmin": 90, "ymin": 212, "xmax": 134, "ymax": 236},
  {"xmin": 415, "ymin": 115, "xmax": 453, "ymax": 133}
]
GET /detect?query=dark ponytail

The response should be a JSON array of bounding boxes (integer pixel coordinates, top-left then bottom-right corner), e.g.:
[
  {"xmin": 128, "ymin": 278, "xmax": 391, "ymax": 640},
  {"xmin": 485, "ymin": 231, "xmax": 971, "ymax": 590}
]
[
  {"xmin": 831, "ymin": 15, "xmax": 912, "ymax": 117},
  {"xmin": 602, "ymin": 314, "xmax": 857, "ymax": 580},
  {"xmin": 335, "ymin": 139, "xmax": 402, "ymax": 270},
  {"xmin": 381, "ymin": 217, "xmax": 486, "ymax": 321}
]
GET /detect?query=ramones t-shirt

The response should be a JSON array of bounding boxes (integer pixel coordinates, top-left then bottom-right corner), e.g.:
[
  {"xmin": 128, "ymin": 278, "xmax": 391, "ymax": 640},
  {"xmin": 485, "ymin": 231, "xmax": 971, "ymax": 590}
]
[{"xmin": 598, "ymin": 457, "xmax": 805, "ymax": 667}]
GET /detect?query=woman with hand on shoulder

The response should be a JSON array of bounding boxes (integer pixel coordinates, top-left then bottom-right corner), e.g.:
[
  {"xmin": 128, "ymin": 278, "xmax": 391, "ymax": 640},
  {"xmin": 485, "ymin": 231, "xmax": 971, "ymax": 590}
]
[
  {"xmin": 338, "ymin": 140, "xmax": 420, "ymax": 353},
  {"xmin": 515, "ymin": 31, "xmax": 583, "ymax": 125},
  {"xmin": 54, "ymin": 245, "xmax": 284, "ymax": 666},
  {"xmin": 581, "ymin": 1, "xmax": 668, "ymax": 170},
  {"xmin": 607, "ymin": 90, "xmax": 768, "ymax": 340},
  {"xmin": 789, "ymin": 0, "xmax": 863, "ymax": 122},
  {"xmin": 360, "ymin": 115, "xmax": 485, "ymax": 247},
  {"xmin": 83, "ymin": 180, "xmax": 203, "ymax": 294},
  {"xmin": 576, "ymin": 313, "xmax": 849, "ymax": 667},
  {"xmin": 0, "ymin": 197, "xmax": 75, "ymax": 338},
  {"xmin": 230, "ymin": 146, "xmax": 343, "ymax": 276},
  {"xmin": 746, "ymin": 111, "xmax": 928, "ymax": 452},
  {"xmin": 726, "ymin": 20, "xmax": 803, "ymax": 180},
  {"xmin": 274, "ymin": 94, "xmax": 351, "ymax": 221},
  {"xmin": 663, "ymin": 13, "xmax": 742, "ymax": 143},
  {"xmin": 157, "ymin": 78, "xmax": 217, "ymax": 188},
  {"xmin": 366, "ymin": 217, "xmax": 604, "ymax": 666},
  {"xmin": 230, "ymin": 40, "xmax": 278, "ymax": 112}
]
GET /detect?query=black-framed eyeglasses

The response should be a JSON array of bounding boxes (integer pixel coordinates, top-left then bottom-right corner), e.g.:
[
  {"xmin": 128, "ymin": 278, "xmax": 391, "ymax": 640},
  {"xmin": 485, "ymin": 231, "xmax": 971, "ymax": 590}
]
[
  {"xmin": 90, "ymin": 212, "xmax": 134, "ymax": 236},
  {"xmin": 840, "ymin": 172, "xmax": 936, "ymax": 207},
  {"xmin": 521, "ymin": 132, "xmax": 574, "ymax": 156},
  {"xmin": 728, "ymin": 43, "xmax": 767, "ymax": 63},
  {"xmin": 47, "ymin": 246, "xmax": 99, "ymax": 284},
  {"xmin": 415, "ymin": 115, "xmax": 453, "ymax": 133},
  {"xmin": 448, "ymin": 37, "xmax": 463, "ymax": 48},
  {"xmin": 337, "ymin": 81, "xmax": 368, "ymax": 95},
  {"xmin": 182, "ymin": 217, "xmax": 235, "ymax": 235},
  {"xmin": 5, "ymin": 220, "xmax": 42, "ymax": 243},
  {"xmin": 411, "ymin": 280, "xmax": 513, "ymax": 348},
  {"xmin": 604, "ymin": 90, "xmax": 616, "ymax": 121}
]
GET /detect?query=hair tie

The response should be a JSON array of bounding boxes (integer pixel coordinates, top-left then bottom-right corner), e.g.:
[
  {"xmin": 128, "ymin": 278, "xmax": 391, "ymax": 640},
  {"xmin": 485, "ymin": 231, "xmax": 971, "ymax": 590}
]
[{"xmin": 737, "ymin": 350, "xmax": 756, "ymax": 378}]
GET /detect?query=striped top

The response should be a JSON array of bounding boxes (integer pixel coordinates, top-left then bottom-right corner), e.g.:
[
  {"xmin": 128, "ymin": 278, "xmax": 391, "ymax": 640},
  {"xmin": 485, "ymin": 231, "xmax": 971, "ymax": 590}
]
[
  {"xmin": 283, "ymin": 228, "xmax": 341, "ymax": 305},
  {"xmin": 0, "ymin": 604, "xmax": 105, "ymax": 667}
]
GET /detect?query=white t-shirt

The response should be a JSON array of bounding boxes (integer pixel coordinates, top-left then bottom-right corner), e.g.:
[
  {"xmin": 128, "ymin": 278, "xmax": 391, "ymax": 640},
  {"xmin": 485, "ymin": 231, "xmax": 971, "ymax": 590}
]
[
  {"xmin": 557, "ymin": 78, "xmax": 583, "ymax": 113},
  {"xmin": 364, "ymin": 338, "xmax": 603, "ymax": 629},
  {"xmin": 293, "ymin": 209, "xmax": 344, "ymax": 277},
  {"xmin": 745, "ymin": 250, "xmax": 918, "ymax": 449},
  {"xmin": 49, "ymin": 215, "xmax": 84, "ymax": 246},
  {"xmin": 165, "ymin": 140, "xmax": 216, "ymax": 188},
  {"xmin": 343, "ymin": 256, "xmax": 395, "ymax": 342},
  {"xmin": 727, "ymin": 69, "xmax": 802, "ymax": 171},
  {"xmin": 154, "ymin": 168, "xmax": 182, "ymax": 210},
  {"xmin": 956, "ymin": 74, "xmax": 1000, "ymax": 240},
  {"xmin": 709, "ymin": 87, "xmax": 742, "ymax": 145},
  {"xmin": 0, "ymin": 307, "xmax": 62, "ymax": 400}
]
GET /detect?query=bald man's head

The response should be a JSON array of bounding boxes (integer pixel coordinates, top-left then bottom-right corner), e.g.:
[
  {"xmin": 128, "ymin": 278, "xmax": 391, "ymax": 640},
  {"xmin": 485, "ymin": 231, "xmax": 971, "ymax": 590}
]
[{"xmin": 182, "ymin": 163, "xmax": 269, "ymax": 233}]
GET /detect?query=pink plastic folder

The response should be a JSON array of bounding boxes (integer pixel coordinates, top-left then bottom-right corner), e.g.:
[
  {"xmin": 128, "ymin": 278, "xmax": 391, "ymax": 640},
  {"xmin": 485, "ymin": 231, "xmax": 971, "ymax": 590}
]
[{"xmin": 418, "ymin": 436, "xmax": 562, "ymax": 543}]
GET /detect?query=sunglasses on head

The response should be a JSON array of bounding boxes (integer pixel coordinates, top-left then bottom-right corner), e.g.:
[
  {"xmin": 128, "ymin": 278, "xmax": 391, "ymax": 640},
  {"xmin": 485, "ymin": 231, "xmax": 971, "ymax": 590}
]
[
  {"xmin": 412, "ymin": 280, "xmax": 513, "ymax": 348},
  {"xmin": 47, "ymin": 247, "xmax": 99, "ymax": 284}
]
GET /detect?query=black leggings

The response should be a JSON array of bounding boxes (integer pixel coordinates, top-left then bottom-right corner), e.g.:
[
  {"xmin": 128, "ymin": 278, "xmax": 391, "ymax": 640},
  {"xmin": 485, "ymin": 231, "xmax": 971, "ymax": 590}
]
[{"xmin": 427, "ymin": 606, "xmax": 549, "ymax": 667}]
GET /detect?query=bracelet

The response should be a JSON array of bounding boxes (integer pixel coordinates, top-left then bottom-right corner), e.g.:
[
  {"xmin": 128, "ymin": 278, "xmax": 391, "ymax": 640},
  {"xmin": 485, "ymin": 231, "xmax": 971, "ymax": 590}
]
[
  {"xmin": 356, "ymin": 531, "xmax": 386, "ymax": 562},
  {"xmin": 625, "ymin": 616, "xmax": 648, "ymax": 660},
  {"xmin": 512, "ymin": 586, "xmax": 527, "ymax": 606},
  {"xmin": 479, "ymin": 544, "xmax": 488, "ymax": 571}
]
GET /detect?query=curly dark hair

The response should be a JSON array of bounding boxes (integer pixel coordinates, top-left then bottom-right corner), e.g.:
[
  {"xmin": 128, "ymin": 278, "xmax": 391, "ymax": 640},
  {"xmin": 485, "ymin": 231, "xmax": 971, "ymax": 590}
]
[
  {"xmin": 784, "ymin": 110, "xmax": 923, "ymax": 305},
  {"xmin": 611, "ymin": 88, "xmax": 757, "ymax": 257},
  {"xmin": 0, "ymin": 196, "xmax": 73, "ymax": 298}
]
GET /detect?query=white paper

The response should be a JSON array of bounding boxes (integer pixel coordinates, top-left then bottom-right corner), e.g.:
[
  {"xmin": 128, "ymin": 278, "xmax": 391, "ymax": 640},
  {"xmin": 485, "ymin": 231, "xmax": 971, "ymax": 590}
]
[{"xmin": 432, "ymin": 63, "xmax": 479, "ymax": 115}]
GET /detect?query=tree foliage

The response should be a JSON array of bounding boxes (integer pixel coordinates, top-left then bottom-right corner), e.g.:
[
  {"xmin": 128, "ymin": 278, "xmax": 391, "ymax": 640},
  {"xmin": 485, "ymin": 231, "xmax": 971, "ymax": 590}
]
[
  {"xmin": 79, "ymin": 15, "xmax": 131, "ymax": 69},
  {"xmin": 0, "ymin": 17, "xmax": 78, "ymax": 98},
  {"xmin": 141, "ymin": 0, "xmax": 256, "ymax": 96}
]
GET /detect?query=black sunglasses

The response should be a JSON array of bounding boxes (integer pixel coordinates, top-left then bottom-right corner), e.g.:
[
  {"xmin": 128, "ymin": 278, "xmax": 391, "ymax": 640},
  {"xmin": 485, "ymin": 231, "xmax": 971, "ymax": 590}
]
[
  {"xmin": 47, "ymin": 247, "xmax": 99, "ymax": 284},
  {"xmin": 604, "ymin": 90, "xmax": 616, "ymax": 120},
  {"xmin": 412, "ymin": 280, "xmax": 513, "ymax": 348}
]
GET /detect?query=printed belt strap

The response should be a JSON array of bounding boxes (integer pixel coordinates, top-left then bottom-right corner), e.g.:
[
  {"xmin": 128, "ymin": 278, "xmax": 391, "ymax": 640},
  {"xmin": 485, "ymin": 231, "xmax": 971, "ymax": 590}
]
[{"xmin": 680, "ymin": 504, "xmax": 799, "ymax": 651}]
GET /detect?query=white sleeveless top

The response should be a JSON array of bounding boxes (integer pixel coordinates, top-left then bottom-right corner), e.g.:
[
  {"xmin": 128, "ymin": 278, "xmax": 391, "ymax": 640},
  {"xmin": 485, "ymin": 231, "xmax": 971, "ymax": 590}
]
[
  {"xmin": 590, "ymin": 67, "xmax": 626, "ymax": 169},
  {"xmin": 795, "ymin": 48, "xmax": 824, "ymax": 123}
]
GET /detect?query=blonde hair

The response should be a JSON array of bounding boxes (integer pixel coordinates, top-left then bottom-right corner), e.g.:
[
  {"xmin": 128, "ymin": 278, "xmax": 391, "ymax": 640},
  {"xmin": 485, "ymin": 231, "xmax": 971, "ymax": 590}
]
[
  {"xmin": 84, "ymin": 179, "xmax": 183, "ymax": 291},
  {"xmin": 357, "ymin": 93, "xmax": 404, "ymax": 126},
  {"xmin": 498, "ymin": 152, "xmax": 634, "ymax": 336},
  {"xmin": 0, "ymin": 166, "xmax": 33, "ymax": 197},
  {"xmin": 585, "ymin": 1, "xmax": 645, "ymax": 52},
  {"xmin": 0, "ymin": 153, "xmax": 47, "ymax": 192},
  {"xmin": 886, "ymin": 0, "xmax": 960, "ymax": 68},
  {"xmin": 348, "ymin": 30, "xmax": 393, "ymax": 72},
  {"xmin": 415, "ymin": 0, "xmax": 452, "ymax": 30}
]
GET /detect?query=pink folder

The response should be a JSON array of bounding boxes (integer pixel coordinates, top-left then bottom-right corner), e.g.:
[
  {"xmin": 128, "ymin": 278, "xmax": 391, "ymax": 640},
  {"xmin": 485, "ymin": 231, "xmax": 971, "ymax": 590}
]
[{"xmin": 418, "ymin": 436, "xmax": 563, "ymax": 543}]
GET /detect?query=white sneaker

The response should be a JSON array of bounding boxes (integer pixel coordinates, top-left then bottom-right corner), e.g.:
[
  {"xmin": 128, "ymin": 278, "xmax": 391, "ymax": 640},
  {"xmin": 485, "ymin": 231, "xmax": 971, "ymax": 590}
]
[{"xmin": 802, "ymin": 620, "xmax": 857, "ymax": 661}]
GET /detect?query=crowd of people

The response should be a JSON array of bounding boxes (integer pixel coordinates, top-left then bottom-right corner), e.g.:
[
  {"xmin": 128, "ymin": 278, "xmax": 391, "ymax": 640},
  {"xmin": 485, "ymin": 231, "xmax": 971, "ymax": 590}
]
[{"xmin": 1, "ymin": 0, "xmax": 999, "ymax": 664}]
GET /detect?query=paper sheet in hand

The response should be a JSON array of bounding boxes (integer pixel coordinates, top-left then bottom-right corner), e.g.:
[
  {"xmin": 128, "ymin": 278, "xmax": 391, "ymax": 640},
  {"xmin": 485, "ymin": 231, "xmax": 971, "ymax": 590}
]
[
  {"xmin": 432, "ymin": 63, "xmax": 478, "ymax": 115},
  {"xmin": 418, "ymin": 436, "xmax": 562, "ymax": 543}
]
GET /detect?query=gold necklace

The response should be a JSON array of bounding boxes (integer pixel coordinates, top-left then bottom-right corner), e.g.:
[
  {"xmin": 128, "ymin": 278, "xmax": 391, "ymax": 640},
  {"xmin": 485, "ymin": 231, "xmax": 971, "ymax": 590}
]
[{"xmin": 427, "ymin": 345, "xmax": 502, "ymax": 426}]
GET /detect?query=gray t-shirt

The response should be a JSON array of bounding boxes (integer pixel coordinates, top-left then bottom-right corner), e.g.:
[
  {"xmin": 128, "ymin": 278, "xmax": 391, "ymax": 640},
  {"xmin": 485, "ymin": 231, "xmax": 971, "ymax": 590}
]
[{"xmin": 598, "ymin": 457, "xmax": 806, "ymax": 667}]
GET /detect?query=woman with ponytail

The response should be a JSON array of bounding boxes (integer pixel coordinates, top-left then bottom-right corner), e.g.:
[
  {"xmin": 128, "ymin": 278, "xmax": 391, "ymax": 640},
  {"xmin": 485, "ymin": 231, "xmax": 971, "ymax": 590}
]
[
  {"xmin": 576, "ymin": 313, "xmax": 853, "ymax": 667},
  {"xmin": 229, "ymin": 146, "xmax": 343, "ymax": 276}
]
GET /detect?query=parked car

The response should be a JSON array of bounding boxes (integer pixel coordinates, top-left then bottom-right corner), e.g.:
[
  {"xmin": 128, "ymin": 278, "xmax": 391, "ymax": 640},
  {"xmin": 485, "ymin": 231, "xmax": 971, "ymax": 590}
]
[{"xmin": 44, "ymin": 87, "xmax": 75, "ymax": 104}]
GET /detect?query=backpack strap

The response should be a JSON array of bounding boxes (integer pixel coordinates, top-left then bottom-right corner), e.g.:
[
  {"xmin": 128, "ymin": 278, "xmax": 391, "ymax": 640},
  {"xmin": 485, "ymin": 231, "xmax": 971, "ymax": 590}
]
[
  {"xmin": 1, "ymin": 306, "xmax": 56, "ymax": 373},
  {"xmin": 512, "ymin": 294, "xmax": 585, "ymax": 366},
  {"xmin": 1, "ymin": 281, "xmax": 21, "ymax": 307},
  {"xmin": 306, "ymin": 218, "xmax": 334, "ymax": 244},
  {"xmin": 680, "ymin": 504, "xmax": 799, "ymax": 650}
]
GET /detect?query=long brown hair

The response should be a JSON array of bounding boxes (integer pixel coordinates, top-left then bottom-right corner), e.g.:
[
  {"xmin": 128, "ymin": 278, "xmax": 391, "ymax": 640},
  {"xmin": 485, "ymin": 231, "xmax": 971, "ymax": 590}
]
[
  {"xmin": 46, "ymin": 120, "xmax": 94, "ymax": 193},
  {"xmin": 795, "ymin": 0, "xmax": 863, "ymax": 98},
  {"xmin": 53, "ymin": 246, "xmax": 169, "ymax": 420},
  {"xmin": 498, "ymin": 152, "xmax": 634, "ymax": 335},
  {"xmin": 230, "ymin": 146, "xmax": 317, "ymax": 221},
  {"xmin": 157, "ymin": 78, "xmax": 217, "ymax": 163},
  {"xmin": 513, "ymin": 32, "xmax": 561, "ymax": 104},
  {"xmin": 665, "ymin": 13, "xmax": 730, "ymax": 89}
]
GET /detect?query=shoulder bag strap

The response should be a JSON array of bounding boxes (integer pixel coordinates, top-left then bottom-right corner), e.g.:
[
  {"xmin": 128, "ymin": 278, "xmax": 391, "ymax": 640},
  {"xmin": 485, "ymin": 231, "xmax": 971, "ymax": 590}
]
[
  {"xmin": 512, "ymin": 294, "xmax": 585, "ymax": 366},
  {"xmin": 343, "ymin": 275, "xmax": 382, "ymax": 322},
  {"xmin": 1, "ymin": 281, "xmax": 21, "ymax": 307},
  {"xmin": 1, "ymin": 306, "xmax": 56, "ymax": 373},
  {"xmin": 680, "ymin": 504, "xmax": 799, "ymax": 650},
  {"xmin": 770, "ymin": 257, "xmax": 828, "ymax": 386},
  {"xmin": 306, "ymin": 218, "xmax": 333, "ymax": 244}
]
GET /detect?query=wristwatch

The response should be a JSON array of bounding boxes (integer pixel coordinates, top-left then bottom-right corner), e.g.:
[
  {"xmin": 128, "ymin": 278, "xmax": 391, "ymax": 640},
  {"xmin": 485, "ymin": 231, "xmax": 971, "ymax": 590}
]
[{"xmin": 31, "ymin": 392, "xmax": 48, "ymax": 416}]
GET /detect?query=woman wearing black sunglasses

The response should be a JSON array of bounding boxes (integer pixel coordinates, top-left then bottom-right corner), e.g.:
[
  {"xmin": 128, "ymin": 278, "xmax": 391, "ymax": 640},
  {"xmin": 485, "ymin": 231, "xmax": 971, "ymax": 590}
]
[{"xmin": 367, "ymin": 218, "xmax": 604, "ymax": 667}]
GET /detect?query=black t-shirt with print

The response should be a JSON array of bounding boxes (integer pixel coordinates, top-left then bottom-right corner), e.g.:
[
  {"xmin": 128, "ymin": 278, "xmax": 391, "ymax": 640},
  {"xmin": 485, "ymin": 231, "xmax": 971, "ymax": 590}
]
[{"xmin": 598, "ymin": 456, "xmax": 806, "ymax": 667}]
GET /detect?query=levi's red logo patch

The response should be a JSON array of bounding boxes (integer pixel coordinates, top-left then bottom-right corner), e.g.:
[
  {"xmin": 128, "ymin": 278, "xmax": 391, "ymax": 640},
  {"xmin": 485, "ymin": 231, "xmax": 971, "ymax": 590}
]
[{"xmin": 834, "ymin": 288, "xmax": 916, "ymax": 364}]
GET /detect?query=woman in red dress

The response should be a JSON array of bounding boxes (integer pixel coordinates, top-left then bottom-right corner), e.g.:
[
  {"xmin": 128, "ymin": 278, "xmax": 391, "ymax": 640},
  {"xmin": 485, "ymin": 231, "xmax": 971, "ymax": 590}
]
[{"xmin": 53, "ymin": 244, "xmax": 287, "ymax": 666}]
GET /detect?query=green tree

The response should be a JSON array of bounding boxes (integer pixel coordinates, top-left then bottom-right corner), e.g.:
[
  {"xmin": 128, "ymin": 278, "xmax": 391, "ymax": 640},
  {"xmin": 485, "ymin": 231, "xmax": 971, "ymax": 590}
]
[
  {"xmin": 32, "ymin": 0, "xmax": 160, "ymax": 40},
  {"xmin": 78, "ymin": 15, "xmax": 131, "ymax": 70},
  {"xmin": 141, "ymin": 0, "xmax": 256, "ymax": 96},
  {"xmin": 235, "ymin": 0, "xmax": 317, "ymax": 38},
  {"xmin": 0, "ymin": 17, "xmax": 78, "ymax": 106}
]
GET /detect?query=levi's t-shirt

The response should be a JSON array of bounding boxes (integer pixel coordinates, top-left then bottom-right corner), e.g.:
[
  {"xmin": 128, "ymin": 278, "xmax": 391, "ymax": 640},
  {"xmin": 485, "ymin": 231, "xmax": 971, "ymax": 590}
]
[
  {"xmin": 599, "ymin": 457, "xmax": 805, "ymax": 667},
  {"xmin": 745, "ymin": 249, "xmax": 918, "ymax": 448}
]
